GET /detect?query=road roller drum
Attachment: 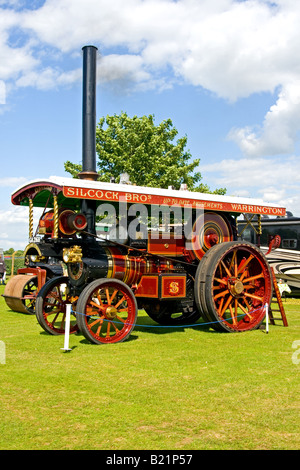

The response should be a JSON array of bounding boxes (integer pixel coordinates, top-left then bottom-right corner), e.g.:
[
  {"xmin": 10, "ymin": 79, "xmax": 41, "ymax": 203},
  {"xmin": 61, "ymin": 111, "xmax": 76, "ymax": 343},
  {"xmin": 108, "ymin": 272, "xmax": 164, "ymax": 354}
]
[{"xmin": 3, "ymin": 274, "xmax": 38, "ymax": 314}]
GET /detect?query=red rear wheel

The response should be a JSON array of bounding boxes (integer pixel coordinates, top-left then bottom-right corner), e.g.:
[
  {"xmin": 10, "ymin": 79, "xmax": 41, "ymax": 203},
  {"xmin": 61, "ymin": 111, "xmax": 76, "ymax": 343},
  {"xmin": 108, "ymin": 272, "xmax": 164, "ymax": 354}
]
[{"xmin": 195, "ymin": 241, "xmax": 272, "ymax": 332}]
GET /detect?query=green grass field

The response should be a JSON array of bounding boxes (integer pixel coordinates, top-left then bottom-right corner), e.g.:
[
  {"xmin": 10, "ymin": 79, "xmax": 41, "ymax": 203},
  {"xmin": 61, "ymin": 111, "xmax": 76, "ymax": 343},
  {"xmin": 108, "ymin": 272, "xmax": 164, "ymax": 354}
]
[{"xmin": 0, "ymin": 282, "xmax": 299, "ymax": 450}]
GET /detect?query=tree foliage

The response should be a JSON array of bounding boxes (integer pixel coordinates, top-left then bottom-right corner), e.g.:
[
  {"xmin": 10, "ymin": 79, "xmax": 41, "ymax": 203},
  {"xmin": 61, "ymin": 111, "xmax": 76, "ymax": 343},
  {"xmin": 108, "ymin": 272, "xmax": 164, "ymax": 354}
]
[
  {"xmin": 4, "ymin": 248, "xmax": 23, "ymax": 256},
  {"xmin": 64, "ymin": 112, "xmax": 226, "ymax": 194}
]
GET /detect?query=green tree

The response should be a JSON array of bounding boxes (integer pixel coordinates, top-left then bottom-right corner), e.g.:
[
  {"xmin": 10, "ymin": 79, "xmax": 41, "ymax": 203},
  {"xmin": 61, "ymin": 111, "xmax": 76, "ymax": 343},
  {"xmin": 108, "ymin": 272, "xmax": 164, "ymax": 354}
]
[
  {"xmin": 4, "ymin": 248, "xmax": 23, "ymax": 256},
  {"xmin": 64, "ymin": 112, "xmax": 226, "ymax": 194},
  {"xmin": 4, "ymin": 248, "xmax": 14, "ymax": 255}
]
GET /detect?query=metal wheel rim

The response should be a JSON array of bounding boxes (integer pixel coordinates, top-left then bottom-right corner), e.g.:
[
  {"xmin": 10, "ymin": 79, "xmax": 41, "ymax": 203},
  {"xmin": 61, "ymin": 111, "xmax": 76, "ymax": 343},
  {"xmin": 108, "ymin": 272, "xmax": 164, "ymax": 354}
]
[
  {"xmin": 77, "ymin": 280, "xmax": 137, "ymax": 344},
  {"xmin": 37, "ymin": 277, "xmax": 78, "ymax": 335},
  {"xmin": 207, "ymin": 243, "xmax": 272, "ymax": 331}
]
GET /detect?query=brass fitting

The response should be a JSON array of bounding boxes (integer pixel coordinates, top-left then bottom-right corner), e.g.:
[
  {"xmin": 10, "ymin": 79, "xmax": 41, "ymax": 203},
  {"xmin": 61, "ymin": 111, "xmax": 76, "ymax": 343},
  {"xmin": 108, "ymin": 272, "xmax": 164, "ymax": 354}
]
[
  {"xmin": 23, "ymin": 243, "xmax": 46, "ymax": 263},
  {"xmin": 63, "ymin": 245, "xmax": 82, "ymax": 264}
]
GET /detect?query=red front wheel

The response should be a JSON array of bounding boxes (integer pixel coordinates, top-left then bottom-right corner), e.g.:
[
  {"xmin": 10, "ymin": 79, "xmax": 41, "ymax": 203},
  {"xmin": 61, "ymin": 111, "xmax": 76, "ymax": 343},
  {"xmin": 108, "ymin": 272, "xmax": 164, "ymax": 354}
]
[{"xmin": 76, "ymin": 279, "xmax": 138, "ymax": 344}]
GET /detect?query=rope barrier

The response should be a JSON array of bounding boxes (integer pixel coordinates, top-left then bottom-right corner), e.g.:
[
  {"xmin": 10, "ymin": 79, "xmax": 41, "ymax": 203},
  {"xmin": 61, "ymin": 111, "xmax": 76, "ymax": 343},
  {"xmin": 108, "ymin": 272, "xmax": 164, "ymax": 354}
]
[
  {"xmin": 61, "ymin": 304, "xmax": 269, "ymax": 351},
  {"xmin": 69, "ymin": 304, "xmax": 268, "ymax": 329}
]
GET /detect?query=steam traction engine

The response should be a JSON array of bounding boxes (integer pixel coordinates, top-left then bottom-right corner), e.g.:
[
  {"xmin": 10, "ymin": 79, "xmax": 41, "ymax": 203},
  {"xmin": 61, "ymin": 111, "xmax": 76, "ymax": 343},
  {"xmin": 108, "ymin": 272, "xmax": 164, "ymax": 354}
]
[{"xmin": 5, "ymin": 46, "xmax": 286, "ymax": 344}]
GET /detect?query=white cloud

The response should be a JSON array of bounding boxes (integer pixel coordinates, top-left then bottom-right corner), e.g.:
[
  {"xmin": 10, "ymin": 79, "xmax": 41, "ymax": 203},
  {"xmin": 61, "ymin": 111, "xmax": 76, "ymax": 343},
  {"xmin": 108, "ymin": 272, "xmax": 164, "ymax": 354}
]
[
  {"xmin": 0, "ymin": 6, "xmax": 38, "ymax": 80},
  {"xmin": 202, "ymin": 156, "xmax": 300, "ymax": 187},
  {"xmin": 228, "ymin": 81, "xmax": 300, "ymax": 157},
  {"xmin": 1, "ymin": 0, "xmax": 300, "ymax": 157},
  {"xmin": 210, "ymin": 157, "xmax": 300, "ymax": 219},
  {"xmin": 0, "ymin": 80, "xmax": 5, "ymax": 103},
  {"xmin": 0, "ymin": 177, "xmax": 27, "ymax": 187},
  {"xmin": 0, "ymin": 206, "xmax": 28, "ymax": 224},
  {"xmin": 259, "ymin": 186, "xmax": 286, "ymax": 202},
  {"xmin": 201, "ymin": 155, "xmax": 300, "ymax": 216},
  {"xmin": 0, "ymin": 205, "xmax": 43, "ymax": 251},
  {"xmin": 2, "ymin": 0, "xmax": 299, "ymax": 96},
  {"xmin": 3, "ymin": 0, "xmax": 300, "ymax": 248},
  {"xmin": 15, "ymin": 66, "xmax": 82, "ymax": 90},
  {"xmin": 0, "ymin": 207, "xmax": 29, "ymax": 250}
]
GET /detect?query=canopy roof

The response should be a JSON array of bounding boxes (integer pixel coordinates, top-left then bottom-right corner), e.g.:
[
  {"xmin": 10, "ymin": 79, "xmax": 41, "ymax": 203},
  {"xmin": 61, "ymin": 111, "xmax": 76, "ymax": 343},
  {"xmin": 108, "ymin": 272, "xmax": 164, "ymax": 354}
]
[{"xmin": 11, "ymin": 176, "xmax": 286, "ymax": 217}]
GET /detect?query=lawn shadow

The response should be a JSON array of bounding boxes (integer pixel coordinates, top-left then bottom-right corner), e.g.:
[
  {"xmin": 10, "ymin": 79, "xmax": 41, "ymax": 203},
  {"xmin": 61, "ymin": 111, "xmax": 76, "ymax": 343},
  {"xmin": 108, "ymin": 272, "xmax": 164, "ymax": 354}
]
[{"xmin": 133, "ymin": 312, "xmax": 219, "ymax": 335}]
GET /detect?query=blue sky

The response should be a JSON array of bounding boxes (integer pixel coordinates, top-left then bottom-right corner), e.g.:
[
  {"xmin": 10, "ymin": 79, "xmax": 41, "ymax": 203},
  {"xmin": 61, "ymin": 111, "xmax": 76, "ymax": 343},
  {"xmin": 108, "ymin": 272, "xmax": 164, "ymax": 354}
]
[{"xmin": 1, "ymin": 0, "xmax": 300, "ymax": 250}]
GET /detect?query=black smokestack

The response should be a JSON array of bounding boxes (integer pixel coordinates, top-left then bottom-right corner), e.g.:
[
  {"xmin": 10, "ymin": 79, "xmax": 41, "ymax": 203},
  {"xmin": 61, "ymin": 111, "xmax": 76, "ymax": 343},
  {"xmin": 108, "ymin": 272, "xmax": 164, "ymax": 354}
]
[
  {"xmin": 79, "ymin": 45, "xmax": 98, "ymax": 236},
  {"xmin": 79, "ymin": 45, "xmax": 98, "ymax": 181}
]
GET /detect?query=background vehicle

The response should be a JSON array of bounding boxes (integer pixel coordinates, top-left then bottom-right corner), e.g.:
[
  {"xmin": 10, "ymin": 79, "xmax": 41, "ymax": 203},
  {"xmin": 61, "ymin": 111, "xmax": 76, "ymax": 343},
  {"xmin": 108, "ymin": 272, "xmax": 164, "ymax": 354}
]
[{"xmin": 238, "ymin": 213, "xmax": 300, "ymax": 292}]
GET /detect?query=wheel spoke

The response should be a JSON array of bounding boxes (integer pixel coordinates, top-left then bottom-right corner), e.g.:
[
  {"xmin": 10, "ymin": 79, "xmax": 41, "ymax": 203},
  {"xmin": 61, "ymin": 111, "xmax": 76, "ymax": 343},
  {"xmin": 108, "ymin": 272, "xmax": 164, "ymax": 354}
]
[
  {"xmin": 214, "ymin": 277, "xmax": 227, "ymax": 286},
  {"xmin": 242, "ymin": 273, "xmax": 264, "ymax": 283},
  {"xmin": 229, "ymin": 249, "xmax": 238, "ymax": 277},
  {"xmin": 50, "ymin": 311, "xmax": 60, "ymax": 325},
  {"xmin": 214, "ymin": 289, "xmax": 229, "ymax": 300},
  {"xmin": 243, "ymin": 284, "xmax": 256, "ymax": 290},
  {"xmin": 89, "ymin": 315, "xmax": 105, "ymax": 328},
  {"xmin": 111, "ymin": 322, "xmax": 120, "ymax": 333},
  {"xmin": 116, "ymin": 315, "xmax": 126, "ymax": 324},
  {"xmin": 244, "ymin": 297, "xmax": 252, "ymax": 310},
  {"xmin": 221, "ymin": 260, "xmax": 232, "ymax": 278},
  {"xmin": 220, "ymin": 295, "xmax": 233, "ymax": 317},
  {"xmin": 229, "ymin": 304, "xmax": 237, "ymax": 326},
  {"xmin": 237, "ymin": 301, "xmax": 253, "ymax": 319},
  {"xmin": 105, "ymin": 288, "xmax": 111, "ymax": 304},
  {"xmin": 47, "ymin": 291, "xmax": 63, "ymax": 304},
  {"xmin": 96, "ymin": 318, "xmax": 104, "ymax": 336},
  {"xmin": 110, "ymin": 289, "xmax": 118, "ymax": 304},
  {"xmin": 237, "ymin": 254, "xmax": 254, "ymax": 275},
  {"xmin": 114, "ymin": 295, "xmax": 125, "ymax": 309},
  {"xmin": 244, "ymin": 292, "xmax": 264, "ymax": 302},
  {"xmin": 217, "ymin": 297, "xmax": 224, "ymax": 315},
  {"xmin": 96, "ymin": 294, "xmax": 104, "ymax": 308},
  {"xmin": 59, "ymin": 312, "xmax": 66, "ymax": 329},
  {"xmin": 90, "ymin": 299, "xmax": 103, "ymax": 310}
]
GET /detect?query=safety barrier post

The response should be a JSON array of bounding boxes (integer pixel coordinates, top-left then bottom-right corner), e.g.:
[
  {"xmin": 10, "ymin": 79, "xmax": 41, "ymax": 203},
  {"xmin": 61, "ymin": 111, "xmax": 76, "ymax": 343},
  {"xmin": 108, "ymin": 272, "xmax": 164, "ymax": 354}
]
[
  {"xmin": 265, "ymin": 303, "xmax": 269, "ymax": 334},
  {"xmin": 61, "ymin": 304, "xmax": 72, "ymax": 352}
]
